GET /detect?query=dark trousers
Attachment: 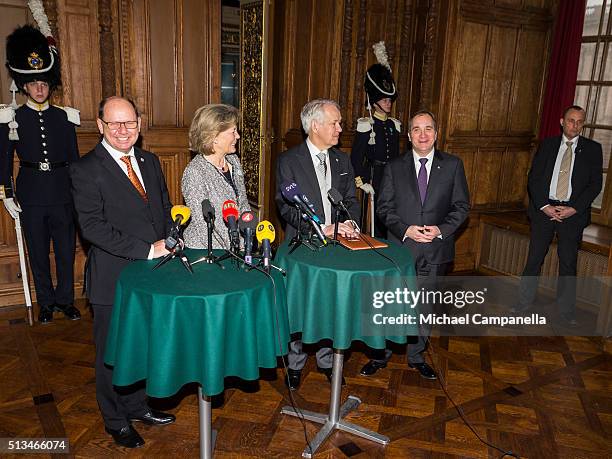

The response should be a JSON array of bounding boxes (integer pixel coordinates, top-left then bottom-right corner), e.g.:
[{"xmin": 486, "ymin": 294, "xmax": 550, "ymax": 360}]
[
  {"xmin": 370, "ymin": 255, "xmax": 448, "ymax": 364},
  {"xmin": 92, "ymin": 304, "xmax": 149, "ymax": 430},
  {"xmin": 20, "ymin": 204, "xmax": 75, "ymax": 309},
  {"xmin": 519, "ymin": 213, "xmax": 584, "ymax": 316}
]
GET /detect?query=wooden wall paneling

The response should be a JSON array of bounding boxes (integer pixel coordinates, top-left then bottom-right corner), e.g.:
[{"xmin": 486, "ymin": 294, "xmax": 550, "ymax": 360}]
[
  {"xmin": 338, "ymin": 0, "xmax": 353, "ymax": 116},
  {"xmin": 56, "ymin": 0, "xmax": 103, "ymax": 129},
  {"xmin": 472, "ymin": 148, "xmax": 504, "ymax": 207},
  {"xmin": 118, "ymin": 0, "xmax": 148, "ymax": 120},
  {"xmin": 98, "ymin": 0, "xmax": 119, "ymax": 99},
  {"xmin": 449, "ymin": 148, "xmax": 476, "ymax": 205},
  {"xmin": 418, "ymin": 0, "xmax": 439, "ymax": 111},
  {"xmin": 480, "ymin": 24, "xmax": 517, "ymax": 133},
  {"xmin": 350, "ymin": 0, "xmax": 367, "ymax": 130},
  {"xmin": 498, "ymin": 147, "xmax": 531, "ymax": 206},
  {"xmin": 509, "ymin": 27, "xmax": 549, "ymax": 135},
  {"xmin": 0, "ymin": 2, "xmax": 31, "ymax": 253},
  {"xmin": 148, "ymin": 0, "xmax": 178, "ymax": 127},
  {"xmin": 396, "ymin": 0, "xmax": 414, "ymax": 124},
  {"xmin": 449, "ymin": 19, "xmax": 488, "ymax": 135},
  {"xmin": 182, "ymin": 0, "xmax": 211, "ymax": 124}
]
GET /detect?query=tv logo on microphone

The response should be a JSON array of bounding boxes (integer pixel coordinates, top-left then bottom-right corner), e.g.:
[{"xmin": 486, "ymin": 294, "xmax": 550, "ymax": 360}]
[{"xmin": 284, "ymin": 183, "xmax": 297, "ymax": 193}]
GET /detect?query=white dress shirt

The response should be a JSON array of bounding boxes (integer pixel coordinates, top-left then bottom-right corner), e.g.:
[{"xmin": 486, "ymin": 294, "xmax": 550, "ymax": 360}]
[
  {"xmin": 101, "ymin": 139, "xmax": 155, "ymax": 258},
  {"xmin": 548, "ymin": 135, "xmax": 578, "ymax": 202},
  {"xmin": 306, "ymin": 137, "xmax": 332, "ymax": 226}
]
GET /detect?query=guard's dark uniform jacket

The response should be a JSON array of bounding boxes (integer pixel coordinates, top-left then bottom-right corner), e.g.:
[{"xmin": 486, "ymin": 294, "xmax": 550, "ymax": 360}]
[
  {"xmin": 0, "ymin": 103, "xmax": 79, "ymax": 203},
  {"xmin": 351, "ymin": 113, "xmax": 401, "ymax": 189},
  {"xmin": 0, "ymin": 101, "xmax": 79, "ymax": 310},
  {"xmin": 351, "ymin": 113, "xmax": 400, "ymax": 236}
]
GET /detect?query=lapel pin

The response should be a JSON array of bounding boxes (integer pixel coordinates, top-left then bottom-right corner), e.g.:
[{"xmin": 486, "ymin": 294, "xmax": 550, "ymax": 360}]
[{"xmin": 140, "ymin": 157, "xmax": 144, "ymax": 162}]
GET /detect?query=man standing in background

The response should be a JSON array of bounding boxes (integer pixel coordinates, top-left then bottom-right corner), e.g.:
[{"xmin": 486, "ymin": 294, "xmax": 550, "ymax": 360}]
[{"xmin": 514, "ymin": 105, "xmax": 602, "ymax": 327}]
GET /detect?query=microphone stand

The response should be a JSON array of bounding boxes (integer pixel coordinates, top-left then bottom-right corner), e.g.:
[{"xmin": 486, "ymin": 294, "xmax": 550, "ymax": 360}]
[
  {"xmin": 190, "ymin": 218, "xmax": 224, "ymax": 268},
  {"xmin": 288, "ymin": 205, "xmax": 318, "ymax": 254},
  {"xmin": 330, "ymin": 206, "xmax": 342, "ymax": 245},
  {"xmin": 153, "ymin": 235, "xmax": 193, "ymax": 274}
]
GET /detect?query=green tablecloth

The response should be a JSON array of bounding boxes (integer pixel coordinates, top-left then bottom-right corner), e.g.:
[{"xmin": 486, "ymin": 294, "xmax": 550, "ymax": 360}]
[
  {"xmin": 104, "ymin": 250, "xmax": 289, "ymax": 397},
  {"xmin": 275, "ymin": 241, "xmax": 418, "ymax": 349}
]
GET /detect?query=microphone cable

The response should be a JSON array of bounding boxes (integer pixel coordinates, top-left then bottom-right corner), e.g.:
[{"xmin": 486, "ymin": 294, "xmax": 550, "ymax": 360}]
[
  {"xmin": 344, "ymin": 207, "xmax": 517, "ymax": 457},
  {"xmin": 425, "ymin": 343, "xmax": 519, "ymax": 458},
  {"xmin": 212, "ymin": 234, "xmax": 314, "ymax": 453}
]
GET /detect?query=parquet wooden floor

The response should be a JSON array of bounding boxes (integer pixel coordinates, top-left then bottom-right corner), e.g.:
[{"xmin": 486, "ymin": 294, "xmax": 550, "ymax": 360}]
[{"xmin": 0, "ymin": 300, "xmax": 611, "ymax": 458}]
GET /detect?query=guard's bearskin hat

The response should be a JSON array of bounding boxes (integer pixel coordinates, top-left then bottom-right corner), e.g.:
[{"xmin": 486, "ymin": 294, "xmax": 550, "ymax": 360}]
[
  {"xmin": 6, "ymin": 24, "xmax": 61, "ymax": 92},
  {"xmin": 364, "ymin": 63, "xmax": 397, "ymax": 104}
]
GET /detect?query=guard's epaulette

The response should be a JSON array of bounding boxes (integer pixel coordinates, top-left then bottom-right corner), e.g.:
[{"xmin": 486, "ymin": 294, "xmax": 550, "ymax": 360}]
[
  {"xmin": 54, "ymin": 105, "xmax": 81, "ymax": 125},
  {"xmin": 356, "ymin": 117, "xmax": 372, "ymax": 133},
  {"xmin": 389, "ymin": 116, "xmax": 401, "ymax": 133},
  {"xmin": 0, "ymin": 104, "xmax": 15, "ymax": 124}
]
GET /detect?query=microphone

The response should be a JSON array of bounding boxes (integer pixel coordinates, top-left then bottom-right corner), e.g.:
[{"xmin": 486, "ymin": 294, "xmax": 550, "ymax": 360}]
[
  {"xmin": 281, "ymin": 182, "xmax": 322, "ymax": 224},
  {"xmin": 239, "ymin": 211, "xmax": 258, "ymax": 265},
  {"xmin": 171, "ymin": 205, "xmax": 191, "ymax": 227},
  {"xmin": 327, "ymin": 187, "xmax": 351, "ymax": 216},
  {"xmin": 201, "ymin": 199, "xmax": 215, "ymax": 224},
  {"xmin": 256, "ymin": 220, "xmax": 275, "ymax": 270},
  {"xmin": 222, "ymin": 199, "xmax": 240, "ymax": 250},
  {"xmin": 166, "ymin": 205, "xmax": 191, "ymax": 250},
  {"xmin": 280, "ymin": 182, "xmax": 326, "ymax": 243}
]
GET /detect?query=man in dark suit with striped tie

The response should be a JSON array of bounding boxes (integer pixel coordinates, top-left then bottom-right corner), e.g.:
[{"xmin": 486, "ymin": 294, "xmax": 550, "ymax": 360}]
[
  {"xmin": 71, "ymin": 96, "xmax": 175, "ymax": 448},
  {"xmin": 514, "ymin": 105, "xmax": 603, "ymax": 326}
]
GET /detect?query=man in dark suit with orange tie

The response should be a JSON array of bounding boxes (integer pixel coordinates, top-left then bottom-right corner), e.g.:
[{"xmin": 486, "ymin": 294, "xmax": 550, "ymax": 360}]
[
  {"xmin": 360, "ymin": 110, "xmax": 470, "ymax": 379},
  {"xmin": 514, "ymin": 105, "xmax": 603, "ymax": 326},
  {"xmin": 71, "ymin": 96, "xmax": 175, "ymax": 448}
]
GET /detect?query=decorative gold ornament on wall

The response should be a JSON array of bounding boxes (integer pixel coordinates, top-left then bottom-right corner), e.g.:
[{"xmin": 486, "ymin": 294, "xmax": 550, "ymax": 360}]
[{"xmin": 240, "ymin": 1, "xmax": 263, "ymax": 203}]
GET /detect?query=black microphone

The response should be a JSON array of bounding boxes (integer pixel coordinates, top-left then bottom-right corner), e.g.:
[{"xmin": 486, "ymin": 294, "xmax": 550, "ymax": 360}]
[
  {"xmin": 280, "ymin": 182, "xmax": 326, "ymax": 243},
  {"xmin": 280, "ymin": 182, "xmax": 322, "ymax": 224},
  {"xmin": 327, "ymin": 187, "xmax": 351, "ymax": 217},
  {"xmin": 201, "ymin": 199, "xmax": 215, "ymax": 224},
  {"xmin": 239, "ymin": 211, "xmax": 258, "ymax": 265}
]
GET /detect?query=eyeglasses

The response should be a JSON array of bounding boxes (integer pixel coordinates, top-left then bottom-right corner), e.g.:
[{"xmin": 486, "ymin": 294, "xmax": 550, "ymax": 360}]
[{"xmin": 100, "ymin": 119, "xmax": 139, "ymax": 130}]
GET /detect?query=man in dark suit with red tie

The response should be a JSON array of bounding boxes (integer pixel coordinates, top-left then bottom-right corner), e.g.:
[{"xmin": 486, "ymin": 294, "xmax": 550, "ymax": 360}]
[
  {"xmin": 514, "ymin": 105, "xmax": 603, "ymax": 326},
  {"xmin": 359, "ymin": 110, "xmax": 470, "ymax": 379},
  {"xmin": 70, "ymin": 96, "xmax": 175, "ymax": 448}
]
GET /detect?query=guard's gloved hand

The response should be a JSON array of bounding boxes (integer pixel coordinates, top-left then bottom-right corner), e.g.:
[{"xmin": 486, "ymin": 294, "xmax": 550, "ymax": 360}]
[
  {"xmin": 358, "ymin": 182, "xmax": 375, "ymax": 195},
  {"xmin": 3, "ymin": 197, "xmax": 22, "ymax": 219}
]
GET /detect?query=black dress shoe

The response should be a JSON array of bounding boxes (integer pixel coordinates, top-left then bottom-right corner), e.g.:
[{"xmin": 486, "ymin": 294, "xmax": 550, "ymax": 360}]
[
  {"xmin": 286, "ymin": 369, "xmax": 301, "ymax": 390},
  {"xmin": 318, "ymin": 367, "xmax": 345, "ymax": 385},
  {"xmin": 38, "ymin": 308, "xmax": 53, "ymax": 324},
  {"xmin": 129, "ymin": 410, "xmax": 175, "ymax": 426},
  {"xmin": 408, "ymin": 362, "xmax": 437, "ymax": 380},
  {"xmin": 54, "ymin": 304, "xmax": 81, "ymax": 320},
  {"xmin": 105, "ymin": 425, "xmax": 144, "ymax": 448},
  {"xmin": 360, "ymin": 360, "xmax": 387, "ymax": 376}
]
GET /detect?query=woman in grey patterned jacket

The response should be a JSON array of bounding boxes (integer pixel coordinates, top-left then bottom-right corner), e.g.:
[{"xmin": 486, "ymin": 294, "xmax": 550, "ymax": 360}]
[{"xmin": 181, "ymin": 104, "xmax": 250, "ymax": 249}]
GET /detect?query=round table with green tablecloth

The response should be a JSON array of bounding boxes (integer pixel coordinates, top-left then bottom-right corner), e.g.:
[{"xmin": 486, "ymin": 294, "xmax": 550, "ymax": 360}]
[
  {"xmin": 275, "ymin": 240, "xmax": 418, "ymax": 457},
  {"xmin": 104, "ymin": 249, "xmax": 289, "ymax": 458}
]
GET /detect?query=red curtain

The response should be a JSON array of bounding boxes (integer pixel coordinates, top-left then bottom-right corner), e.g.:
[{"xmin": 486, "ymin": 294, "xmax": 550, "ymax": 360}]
[{"xmin": 539, "ymin": 0, "xmax": 587, "ymax": 139}]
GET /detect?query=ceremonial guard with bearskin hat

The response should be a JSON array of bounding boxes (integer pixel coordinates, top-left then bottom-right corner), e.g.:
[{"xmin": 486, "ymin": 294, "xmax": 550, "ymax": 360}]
[
  {"xmin": 351, "ymin": 41, "xmax": 401, "ymax": 238},
  {"xmin": 0, "ymin": 24, "xmax": 81, "ymax": 323}
]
